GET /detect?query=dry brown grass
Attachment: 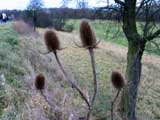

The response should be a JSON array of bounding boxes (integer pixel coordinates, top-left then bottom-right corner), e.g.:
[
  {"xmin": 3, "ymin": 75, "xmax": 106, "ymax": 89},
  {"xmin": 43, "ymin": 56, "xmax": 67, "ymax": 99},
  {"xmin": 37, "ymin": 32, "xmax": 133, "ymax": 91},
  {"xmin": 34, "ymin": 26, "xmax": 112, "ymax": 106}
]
[
  {"xmin": 11, "ymin": 28, "xmax": 160, "ymax": 119},
  {"xmin": 18, "ymin": 32, "xmax": 87, "ymax": 120},
  {"xmin": 53, "ymin": 31, "xmax": 160, "ymax": 119},
  {"xmin": 12, "ymin": 21, "xmax": 33, "ymax": 35}
]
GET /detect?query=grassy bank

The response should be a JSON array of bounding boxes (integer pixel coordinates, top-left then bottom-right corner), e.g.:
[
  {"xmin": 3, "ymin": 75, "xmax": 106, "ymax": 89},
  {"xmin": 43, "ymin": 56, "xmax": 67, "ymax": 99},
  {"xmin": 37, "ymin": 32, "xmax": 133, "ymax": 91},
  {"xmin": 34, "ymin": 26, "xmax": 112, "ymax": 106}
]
[
  {"xmin": 0, "ymin": 23, "xmax": 49, "ymax": 119},
  {"xmin": 0, "ymin": 24, "xmax": 25, "ymax": 85},
  {"xmin": 0, "ymin": 24, "xmax": 27, "ymax": 119},
  {"xmin": 0, "ymin": 23, "xmax": 160, "ymax": 119}
]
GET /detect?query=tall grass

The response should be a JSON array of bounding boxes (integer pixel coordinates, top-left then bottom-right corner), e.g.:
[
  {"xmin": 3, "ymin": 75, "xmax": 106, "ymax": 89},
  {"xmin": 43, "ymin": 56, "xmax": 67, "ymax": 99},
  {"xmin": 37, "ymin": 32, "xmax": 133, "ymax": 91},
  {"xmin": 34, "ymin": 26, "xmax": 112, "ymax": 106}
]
[
  {"xmin": 0, "ymin": 24, "xmax": 25, "ymax": 86},
  {"xmin": 0, "ymin": 24, "xmax": 27, "ymax": 118}
]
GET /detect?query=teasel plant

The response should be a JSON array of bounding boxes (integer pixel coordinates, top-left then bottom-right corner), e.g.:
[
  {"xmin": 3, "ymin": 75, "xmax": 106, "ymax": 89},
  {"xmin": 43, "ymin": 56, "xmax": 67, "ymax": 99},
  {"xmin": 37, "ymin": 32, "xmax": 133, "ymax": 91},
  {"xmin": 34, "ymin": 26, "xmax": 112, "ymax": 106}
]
[
  {"xmin": 111, "ymin": 71, "xmax": 125, "ymax": 120},
  {"xmin": 35, "ymin": 74, "xmax": 55, "ymax": 111},
  {"xmin": 74, "ymin": 20, "xmax": 100, "ymax": 119},
  {"xmin": 43, "ymin": 29, "xmax": 91, "ymax": 120}
]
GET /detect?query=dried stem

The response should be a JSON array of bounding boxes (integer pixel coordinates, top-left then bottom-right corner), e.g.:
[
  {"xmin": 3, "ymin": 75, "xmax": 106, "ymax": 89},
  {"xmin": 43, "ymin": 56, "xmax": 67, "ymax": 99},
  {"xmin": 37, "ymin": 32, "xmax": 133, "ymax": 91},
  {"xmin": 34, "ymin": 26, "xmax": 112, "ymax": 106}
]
[
  {"xmin": 111, "ymin": 90, "xmax": 121, "ymax": 120},
  {"xmin": 40, "ymin": 90, "xmax": 55, "ymax": 109},
  {"xmin": 53, "ymin": 48, "xmax": 97, "ymax": 120},
  {"xmin": 87, "ymin": 48, "xmax": 98, "ymax": 119},
  {"xmin": 39, "ymin": 90, "xmax": 56, "ymax": 119},
  {"xmin": 53, "ymin": 51, "xmax": 91, "ymax": 118},
  {"xmin": 87, "ymin": 109, "xmax": 92, "ymax": 120},
  {"xmin": 89, "ymin": 48, "xmax": 98, "ymax": 106}
]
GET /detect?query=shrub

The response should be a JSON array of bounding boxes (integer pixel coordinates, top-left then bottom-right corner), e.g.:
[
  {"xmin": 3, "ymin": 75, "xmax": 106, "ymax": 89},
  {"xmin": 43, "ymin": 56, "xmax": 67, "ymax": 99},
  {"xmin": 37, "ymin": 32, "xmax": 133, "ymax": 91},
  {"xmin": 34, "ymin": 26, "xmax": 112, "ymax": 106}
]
[
  {"xmin": 36, "ymin": 12, "xmax": 53, "ymax": 28},
  {"xmin": 22, "ymin": 10, "xmax": 53, "ymax": 28},
  {"xmin": 52, "ymin": 19, "xmax": 65, "ymax": 31},
  {"xmin": 63, "ymin": 23, "xmax": 74, "ymax": 32},
  {"xmin": 12, "ymin": 21, "xmax": 33, "ymax": 35}
]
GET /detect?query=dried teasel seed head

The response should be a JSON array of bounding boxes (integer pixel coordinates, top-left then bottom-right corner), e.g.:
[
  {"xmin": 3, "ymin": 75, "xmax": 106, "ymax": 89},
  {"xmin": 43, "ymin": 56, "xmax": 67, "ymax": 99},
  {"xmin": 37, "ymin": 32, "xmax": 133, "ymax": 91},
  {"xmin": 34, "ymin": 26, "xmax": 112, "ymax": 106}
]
[
  {"xmin": 35, "ymin": 74, "xmax": 45, "ymax": 90},
  {"xmin": 80, "ymin": 20, "xmax": 97, "ymax": 48},
  {"xmin": 111, "ymin": 71, "xmax": 125, "ymax": 90},
  {"xmin": 44, "ymin": 30, "xmax": 60, "ymax": 52}
]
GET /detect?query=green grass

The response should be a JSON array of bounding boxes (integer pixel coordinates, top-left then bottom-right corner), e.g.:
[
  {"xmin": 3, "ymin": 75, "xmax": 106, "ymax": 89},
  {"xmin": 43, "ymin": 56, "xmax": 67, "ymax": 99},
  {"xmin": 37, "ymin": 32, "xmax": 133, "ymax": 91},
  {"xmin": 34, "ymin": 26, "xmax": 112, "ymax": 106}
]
[
  {"xmin": 0, "ymin": 24, "xmax": 25, "ymax": 86},
  {"xmin": 0, "ymin": 24, "xmax": 26, "ymax": 117},
  {"xmin": 65, "ymin": 19, "xmax": 160, "ymax": 56}
]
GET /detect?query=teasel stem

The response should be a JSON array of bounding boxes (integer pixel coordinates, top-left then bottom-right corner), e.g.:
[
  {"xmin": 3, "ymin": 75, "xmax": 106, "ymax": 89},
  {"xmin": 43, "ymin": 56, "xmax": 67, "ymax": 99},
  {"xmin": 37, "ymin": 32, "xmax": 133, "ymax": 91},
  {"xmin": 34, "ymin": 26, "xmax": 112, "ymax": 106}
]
[
  {"xmin": 39, "ymin": 90, "xmax": 55, "ymax": 111},
  {"xmin": 89, "ymin": 48, "xmax": 98, "ymax": 106},
  {"xmin": 53, "ymin": 51, "xmax": 91, "ymax": 117},
  {"xmin": 40, "ymin": 90, "xmax": 51, "ymax": 106},
  {"xmin": 86, "ymin": 48, "xmax": 98, "ymax": 119},
  {"xmin": 87, "ymin": 107, "xmax": 92, "ymax": 120},
  {"xmin": 111, "ymin": 89, "xmax": 121, "ymax": 120}
]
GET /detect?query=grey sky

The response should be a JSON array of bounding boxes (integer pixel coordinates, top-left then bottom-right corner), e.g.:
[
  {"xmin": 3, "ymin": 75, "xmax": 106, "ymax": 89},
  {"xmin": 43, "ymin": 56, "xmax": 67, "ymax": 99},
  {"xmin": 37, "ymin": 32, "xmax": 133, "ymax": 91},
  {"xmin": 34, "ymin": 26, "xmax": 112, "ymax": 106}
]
[{"xmin": 0, "ymin": 0, "xmax": 110, "ymax": 10}]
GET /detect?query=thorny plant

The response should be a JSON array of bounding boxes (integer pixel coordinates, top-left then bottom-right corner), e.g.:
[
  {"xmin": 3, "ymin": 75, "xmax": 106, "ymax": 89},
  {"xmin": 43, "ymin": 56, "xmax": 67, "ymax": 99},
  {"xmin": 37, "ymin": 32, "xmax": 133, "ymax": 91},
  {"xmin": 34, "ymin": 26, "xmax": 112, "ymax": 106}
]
[
  {"xmin": 111, "ymin": 71, "xmax": 125, "ymax": 120},
  {"xmin": 34, "ymin": 20, "xmax": 125, "ymax": 120}
]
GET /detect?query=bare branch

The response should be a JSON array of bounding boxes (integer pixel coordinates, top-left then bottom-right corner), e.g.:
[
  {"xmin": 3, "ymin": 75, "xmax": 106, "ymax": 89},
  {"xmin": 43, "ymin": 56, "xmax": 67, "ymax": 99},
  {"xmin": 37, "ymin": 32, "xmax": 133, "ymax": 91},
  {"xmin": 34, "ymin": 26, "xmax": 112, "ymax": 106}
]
[
  {"xmin": 146, "ymin": 29, "xmax": 160, "ymax": 41},
  {"xmin": 138, "ymin": 0, "xmax": 160, "ymax": 41},
  {"xmin": 114, "ymin": 0, "xmax": 125, "ymax": 6},
  {"xmin": 98, "ymin": 6, "xmax": 121, "ymax": 12},
  {"xmin": 136, "ymin": 0, "xmax": 150, "ymax": 16}
]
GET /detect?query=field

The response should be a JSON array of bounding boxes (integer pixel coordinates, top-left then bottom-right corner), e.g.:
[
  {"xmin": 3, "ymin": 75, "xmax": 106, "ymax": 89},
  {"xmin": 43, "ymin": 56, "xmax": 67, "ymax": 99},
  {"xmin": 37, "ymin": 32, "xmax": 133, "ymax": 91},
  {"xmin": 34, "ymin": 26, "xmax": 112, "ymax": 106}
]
[
  {"xmin": 0, "ymin": 21, "xmax": 160, "ymax": 120},
  {"xmin": 65, "ymin": 20, "xmax": 160, "ymax": 56}
]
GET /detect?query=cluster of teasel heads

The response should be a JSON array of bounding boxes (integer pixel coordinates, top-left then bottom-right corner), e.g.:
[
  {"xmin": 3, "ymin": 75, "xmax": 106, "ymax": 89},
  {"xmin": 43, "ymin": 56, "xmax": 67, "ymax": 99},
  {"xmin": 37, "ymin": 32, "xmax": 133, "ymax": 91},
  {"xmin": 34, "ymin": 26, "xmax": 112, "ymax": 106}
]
[{"xmin": 34, "ymin": 20, "xmax": 125, "ymax": 120}]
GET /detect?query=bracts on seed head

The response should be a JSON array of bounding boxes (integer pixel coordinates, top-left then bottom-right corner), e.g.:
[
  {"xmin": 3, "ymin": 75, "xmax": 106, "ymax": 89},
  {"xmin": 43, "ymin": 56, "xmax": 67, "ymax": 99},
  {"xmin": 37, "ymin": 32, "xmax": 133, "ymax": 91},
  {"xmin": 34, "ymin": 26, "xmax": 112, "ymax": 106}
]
[
  {"xmin": 44, "ymin": 30, "xmax": 61, "ymax": 52},
  {"xmin": 111, "ymin": 71, "xmax": 125, "ymax": 90},
  {"xmin": 80, "ymin": 20, "xmax": 99, "ymax": 49},
  {"xmin": 35, "ymin": 74, "xmax": 55, "ymax": 113}
]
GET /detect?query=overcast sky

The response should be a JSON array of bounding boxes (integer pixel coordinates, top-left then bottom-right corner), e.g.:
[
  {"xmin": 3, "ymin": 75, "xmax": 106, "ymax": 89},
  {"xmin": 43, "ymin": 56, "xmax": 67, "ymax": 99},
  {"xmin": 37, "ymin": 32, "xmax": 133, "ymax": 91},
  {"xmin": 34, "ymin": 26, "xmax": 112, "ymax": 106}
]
[{"xmin": 0, "ymin": 0, "xmax": 111, "ymax": 10}]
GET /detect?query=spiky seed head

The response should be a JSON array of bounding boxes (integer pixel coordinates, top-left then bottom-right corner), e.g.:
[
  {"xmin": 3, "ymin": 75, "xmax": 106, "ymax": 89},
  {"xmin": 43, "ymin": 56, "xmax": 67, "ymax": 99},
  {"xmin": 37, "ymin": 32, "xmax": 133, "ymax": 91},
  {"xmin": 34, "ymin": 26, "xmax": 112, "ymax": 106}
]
[
  {"xmin": 80, "ymin": 20, "xmax": 97, "ymax": 48},
  {"xmin": 35, "ymin": 74, "xmax": 45, "ymax": 90},
  {"xmin": 44, "ymin": 30, "xmax": 60, "ymax": 51},
  {"xmin": 111, "ymin": 71, "xmax": 125, "ymax": 90}
]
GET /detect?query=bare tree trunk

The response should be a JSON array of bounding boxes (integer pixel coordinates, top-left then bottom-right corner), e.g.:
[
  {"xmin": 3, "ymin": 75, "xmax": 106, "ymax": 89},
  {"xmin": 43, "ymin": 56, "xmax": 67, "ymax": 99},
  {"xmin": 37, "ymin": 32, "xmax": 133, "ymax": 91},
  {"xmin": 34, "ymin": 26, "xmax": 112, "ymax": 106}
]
[
  {"xmin": 112, "ymin": 0, "xmax": 160, "ymax": 119},
  {"xmin": 33, "ymin": 16, "xmax": 36, "ymax": 32},
  {"xmin": 119, "ymin": 0, "xmax": 145, "ymax": 119},
  {"xmin": 120, "ymin": 41, "xmax": 145, "ymax": 120}
]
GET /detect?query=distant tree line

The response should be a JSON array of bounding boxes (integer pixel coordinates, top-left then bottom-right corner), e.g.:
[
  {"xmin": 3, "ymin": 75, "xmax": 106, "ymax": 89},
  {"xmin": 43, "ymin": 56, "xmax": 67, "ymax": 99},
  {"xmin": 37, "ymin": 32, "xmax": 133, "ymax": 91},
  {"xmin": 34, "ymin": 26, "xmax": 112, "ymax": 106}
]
[
  {"xmin": 0, "ymin": 8, "xmax": 111, "ymax": 20},
  {"xmin": 0, "ymin": 6, "xmax": 159, "ymax": 27}
]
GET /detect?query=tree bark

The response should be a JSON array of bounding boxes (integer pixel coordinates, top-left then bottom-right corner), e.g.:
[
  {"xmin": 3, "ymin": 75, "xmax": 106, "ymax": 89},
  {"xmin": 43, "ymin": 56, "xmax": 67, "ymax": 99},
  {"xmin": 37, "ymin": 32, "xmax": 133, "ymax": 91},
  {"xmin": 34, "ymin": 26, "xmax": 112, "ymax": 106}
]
[
  {"xmin": 120, "ymin": 41, "xmax": 145, "ymax": 120},
  {"xmin": 114, "ymin": 0, "xmax": 159, "ymax": 119},
  {"xmin": 33, "ymin": 15, "xmax": 36, "ymax": 32},
  {"xmin": 119, "ymin": 0, "xmax": 146, "ymax": 119}
]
